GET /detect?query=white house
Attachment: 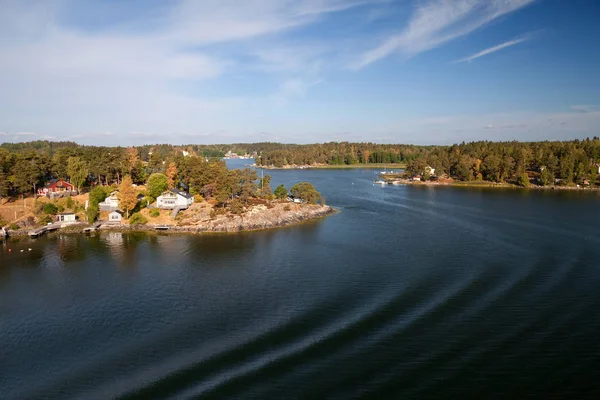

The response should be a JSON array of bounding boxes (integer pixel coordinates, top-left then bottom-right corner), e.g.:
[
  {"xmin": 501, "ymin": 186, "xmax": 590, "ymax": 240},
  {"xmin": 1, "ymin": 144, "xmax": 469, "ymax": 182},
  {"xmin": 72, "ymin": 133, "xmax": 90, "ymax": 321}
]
[
  {"xmin": 108, "ymin": 211, "xmax": 122, "ymax": 223},
  {"xmin": 156, "ymin": 189, "xmax": 194, "ymax": 209},
  {"xmin": 99, "ymin": 191, "xmax": 119, "ymax": 211},
  {"xmin": 57, "ymin": 212, "xmax": 76, "ymax": 224}
]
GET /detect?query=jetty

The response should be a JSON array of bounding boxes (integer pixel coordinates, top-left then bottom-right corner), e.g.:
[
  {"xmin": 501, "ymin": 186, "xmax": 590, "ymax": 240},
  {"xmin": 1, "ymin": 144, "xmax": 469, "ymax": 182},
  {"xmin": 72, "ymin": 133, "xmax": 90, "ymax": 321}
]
[
  {"xmin": 28, "ymin": 223, "xmax": 62, "ymax": 238},
  {"xmin": 83, "ymin": 222, "xmax": 102, "ymax": 233}
]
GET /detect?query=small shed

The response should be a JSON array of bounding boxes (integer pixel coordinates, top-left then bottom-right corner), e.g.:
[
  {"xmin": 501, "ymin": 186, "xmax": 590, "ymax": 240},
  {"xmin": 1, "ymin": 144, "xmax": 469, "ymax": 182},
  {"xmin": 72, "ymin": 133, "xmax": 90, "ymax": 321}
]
[
  {"xmin": 108, "ymin": 211, "xmax": 123, "ymax": 223},
  {"xmin": 57, "ymin": 213, "xmax": 76, "ymax": 223}
]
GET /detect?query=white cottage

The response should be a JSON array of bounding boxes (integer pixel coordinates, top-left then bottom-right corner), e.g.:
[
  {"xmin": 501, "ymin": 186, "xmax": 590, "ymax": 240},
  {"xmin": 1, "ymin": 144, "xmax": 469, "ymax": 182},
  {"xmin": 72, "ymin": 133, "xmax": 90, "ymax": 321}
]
[
  {"xmin": 156, "ymin": 189, "xmax": 194, "ymax": 209},
  {"xmin": 108, "ymin": 211, "xmax": 122, "ymax": 223},
  {"xmin": 99, "ymin": 191, "xmax": 120, "ymax": 211},
  {"xmin": 57, "ymin": 212, "xmax": 77, "ymax": 224}
]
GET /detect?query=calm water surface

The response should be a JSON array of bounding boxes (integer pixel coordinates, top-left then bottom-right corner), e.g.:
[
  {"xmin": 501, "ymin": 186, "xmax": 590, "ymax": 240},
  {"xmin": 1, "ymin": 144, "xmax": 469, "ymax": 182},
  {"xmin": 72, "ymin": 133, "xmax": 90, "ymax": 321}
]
[{"xmin": 2, "ymin": 164, "xmax": 600, "ymax": 399}]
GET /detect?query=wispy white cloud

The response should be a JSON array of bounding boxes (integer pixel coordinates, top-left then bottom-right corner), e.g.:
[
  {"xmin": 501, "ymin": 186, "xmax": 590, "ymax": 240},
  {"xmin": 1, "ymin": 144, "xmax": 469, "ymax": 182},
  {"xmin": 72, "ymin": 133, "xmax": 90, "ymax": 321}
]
[
  {"xmin": 571, "ymin": 105, "xmax": 599, "ymax": 113},
  {"xmin": 14, "ymin": 132, "xmax": 38, "ymax": 136},
  {"xmin": 271, "ymin": 78, "xmax": 324, "ymax": 106},
  {"xmin": 166, "ymin": 0, "xmax": 374, "ymax": 45},
  {"xmin": 454, "ymin": 34, "xmax": 530, "ymax": 63},
  {"xmin": 0, "ymin": 0, "xmax": 370, "ymax": 139},
  {"xmin": 354, "ymin": 0, "xmax": 537, "ymax": 69}
]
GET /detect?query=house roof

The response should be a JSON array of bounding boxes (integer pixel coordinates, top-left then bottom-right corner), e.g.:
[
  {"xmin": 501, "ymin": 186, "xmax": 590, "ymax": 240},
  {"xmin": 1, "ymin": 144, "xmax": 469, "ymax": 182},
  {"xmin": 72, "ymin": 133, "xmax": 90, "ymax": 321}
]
[
  {"xmin": 45, "ymin": 179, "xmax": 74, "ymax": 188},
  {"xmin": 169, "ymin": 189, "xmax": 194, "ymax": 199}
]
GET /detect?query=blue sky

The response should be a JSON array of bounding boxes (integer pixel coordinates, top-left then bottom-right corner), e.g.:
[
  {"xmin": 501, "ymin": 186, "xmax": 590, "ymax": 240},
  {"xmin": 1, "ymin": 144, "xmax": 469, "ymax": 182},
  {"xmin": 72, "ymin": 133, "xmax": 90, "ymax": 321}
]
[{"xmin": 0, "ymin": 0, "xmax": 599, "ymax": 145}]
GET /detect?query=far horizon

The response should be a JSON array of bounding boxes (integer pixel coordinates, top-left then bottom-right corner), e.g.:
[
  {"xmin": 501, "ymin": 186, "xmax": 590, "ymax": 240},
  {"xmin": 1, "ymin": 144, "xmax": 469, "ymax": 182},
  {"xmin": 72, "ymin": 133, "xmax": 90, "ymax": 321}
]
[
  {"xmin": 1, "ymin": 0, "xmax": 599, "ymax": 145},
  {"xmin": 3, "ymin": 137, "xmax": 600, "ymax": 149}
]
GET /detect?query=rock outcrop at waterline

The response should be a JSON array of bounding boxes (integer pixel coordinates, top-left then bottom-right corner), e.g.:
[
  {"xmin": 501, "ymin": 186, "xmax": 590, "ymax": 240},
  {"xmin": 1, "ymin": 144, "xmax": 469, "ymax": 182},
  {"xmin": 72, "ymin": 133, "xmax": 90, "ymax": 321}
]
[{"xmin": 101, "ymin": 202, "xmax": 336, "ymax": 233}]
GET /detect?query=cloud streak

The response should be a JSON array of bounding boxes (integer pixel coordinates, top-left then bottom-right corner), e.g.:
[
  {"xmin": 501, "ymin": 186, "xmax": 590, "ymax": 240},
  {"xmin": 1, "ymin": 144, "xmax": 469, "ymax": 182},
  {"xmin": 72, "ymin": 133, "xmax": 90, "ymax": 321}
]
[
  {"xmin": 453, "ymin": 35, "xmax": 530, "ymax": 63},
  {"xmin": 0, "ymin": 0, "xmax": 369, "ymax": 138},
  {"xmin": 354, "ymin": 0, "xmax": 536, "ymax": 69}
]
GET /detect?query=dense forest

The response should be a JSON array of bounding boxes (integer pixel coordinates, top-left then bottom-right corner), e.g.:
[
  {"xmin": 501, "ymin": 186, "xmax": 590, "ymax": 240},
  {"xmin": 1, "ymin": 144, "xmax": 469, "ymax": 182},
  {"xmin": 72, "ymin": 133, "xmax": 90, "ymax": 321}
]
[
  {"xmin": 0, "ymin": 140, "xmax": 323, "ymax": 223},
  {"xmin": 1, "ymin": 138, "xmax": 600, "ymax": 201},
  {"xmin": 254, "ymin": 142, "xmax": 431, "ymax": 166},
  {"xmin": 256, "ymin": 139, "xmax": 600, "ymax": 187},
  {"xmin": 401, "ymin": 138, "xmax": 600, "ymax": 187}
]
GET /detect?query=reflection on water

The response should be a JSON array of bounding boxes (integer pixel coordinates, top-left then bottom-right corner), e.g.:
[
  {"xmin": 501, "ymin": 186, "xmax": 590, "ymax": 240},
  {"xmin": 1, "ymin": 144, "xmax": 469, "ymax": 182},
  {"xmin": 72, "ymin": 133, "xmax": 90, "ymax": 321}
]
[{"xmin": 2, "ymin": 168, "xmax": 600, "ymax": 399}]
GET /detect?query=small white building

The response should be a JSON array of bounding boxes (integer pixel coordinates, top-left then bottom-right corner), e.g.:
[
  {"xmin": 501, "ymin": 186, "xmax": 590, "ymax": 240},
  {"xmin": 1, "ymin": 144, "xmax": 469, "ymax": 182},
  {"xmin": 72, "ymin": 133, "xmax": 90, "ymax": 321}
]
[
  {"xmin": 108, "ymin": 211, "xmax": 122, "ymax": 223},
  {"xmin": 99, "ymin": 191, "xmax": 119, "ymax": 211},
  {"xmin": 57, "ymin": 212, "xmax": 77, "ymax": 224},
  {"xmin": 156, "ymin": 189, "xmax": 194, "ymax": 209}
]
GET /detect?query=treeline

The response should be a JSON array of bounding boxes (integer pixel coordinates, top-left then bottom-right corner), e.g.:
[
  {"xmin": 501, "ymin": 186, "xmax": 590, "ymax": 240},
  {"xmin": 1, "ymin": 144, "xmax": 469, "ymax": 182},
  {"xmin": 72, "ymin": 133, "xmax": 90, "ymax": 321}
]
[
  {"xmin": 0, "ymin": 141, "xmax": 325, "ymax": 210},
  {"xmin": 2, "ymin": 138, "xmax": 600, "ymax": 200},
  {"xmin": 404, "ymin": 138, "xmax": 600, "ymax": 186},
  {"xmin": 256, "ymin": 142, "xmax": 430, "ymax": 167}
]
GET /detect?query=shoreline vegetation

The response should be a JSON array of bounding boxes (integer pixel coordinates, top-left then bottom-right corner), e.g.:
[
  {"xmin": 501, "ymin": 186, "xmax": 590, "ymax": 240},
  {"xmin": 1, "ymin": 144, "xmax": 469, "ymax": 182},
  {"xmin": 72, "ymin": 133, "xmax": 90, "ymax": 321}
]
[
  {"xmin": 258, "ymin": 163, "xmax": 406, "ymax": 170},
  {"xmin": 254, "ymin": 139, "xmax": 600, "ymax": 190},
  {"xmin": 2, "ymin": 138, "xmax": 600, "ymax": 233},
  {"xmin": 379, "ymin": 176, "xmax": 600, "ymax": 191},
  {"xmin": 5, "ymin": 202, "xmax": 336, "ymax": 237},
  {"xmin": 0, "ymin": 141, "xmax": 335, "ymax": 234}
]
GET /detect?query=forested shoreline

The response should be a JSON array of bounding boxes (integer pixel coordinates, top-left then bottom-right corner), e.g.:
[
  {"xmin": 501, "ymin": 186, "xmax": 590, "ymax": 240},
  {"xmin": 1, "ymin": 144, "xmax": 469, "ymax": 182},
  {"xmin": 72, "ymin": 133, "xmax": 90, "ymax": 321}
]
[
  {"xmin": 1, "ymin": 138, "xmax": 600, "ymax": 200},
  {"xmin": 257, "ymin": 139, "xmax": 600, "ymax": 187}
]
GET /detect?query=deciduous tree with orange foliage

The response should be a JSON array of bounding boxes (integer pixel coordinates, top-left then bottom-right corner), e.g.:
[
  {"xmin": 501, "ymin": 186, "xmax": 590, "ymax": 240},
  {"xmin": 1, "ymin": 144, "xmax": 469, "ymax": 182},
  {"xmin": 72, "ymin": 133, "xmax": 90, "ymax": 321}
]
[
  {"xmin": 118, "ymin": 175, "xmax": 138, "ymax": 219},
  {"xmin": 166, "ymin": 162, "xmax": 178, "ymax": 189}
]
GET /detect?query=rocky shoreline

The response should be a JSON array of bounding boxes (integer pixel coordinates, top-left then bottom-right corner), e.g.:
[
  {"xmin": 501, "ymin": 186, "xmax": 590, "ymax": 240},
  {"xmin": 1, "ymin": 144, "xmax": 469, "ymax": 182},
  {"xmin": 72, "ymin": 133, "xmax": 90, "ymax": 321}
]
[
  {"xmin": 3, "ymin": 203, "xmax": 337, "ymax": 238},
  {"xmin": 103, "ymin": 203, "xmax": 336, "ymax": 233}
]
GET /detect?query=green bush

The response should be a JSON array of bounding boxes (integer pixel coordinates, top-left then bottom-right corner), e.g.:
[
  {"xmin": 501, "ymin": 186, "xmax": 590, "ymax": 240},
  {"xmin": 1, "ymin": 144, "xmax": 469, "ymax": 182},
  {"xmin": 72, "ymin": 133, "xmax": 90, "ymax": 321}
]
[
  {"xmin": 89, "ymin": 186, "xmax": 110, "ymax": 207},
  {"xmin": 147, "ymin": 173, "xmax": 169, "ymax": 198},
  {"xmin": 274, "ymin": 184, "xmax": 288, "ymax": 199},
  {"xmin": 230, "ymin": 199, "xmax": 244, "ymax": 215},
  {"xmin": 517, "ymin": 173, "xmax": 530, "ymax": 187},
  {"xmin": 290, "ymin": 182, "xmax": 321, "ymax": 204},
  {"xmin": 129, "ymin": 212, "xmax": 148, "ymax": 225},
  {"xmin": 149, "ymin": 209, "xmax": 160, "ymax": 218},
  {"xmin": 39, "ymin": 215, "xmax": 53, "ymax": 225},
  {"xmin": 42, "ymin": 202, "xmax": 58, "ymax": 215},
  {"xmin": 86, "ymin": 205, "xmax": 99, "ymax": 223}
]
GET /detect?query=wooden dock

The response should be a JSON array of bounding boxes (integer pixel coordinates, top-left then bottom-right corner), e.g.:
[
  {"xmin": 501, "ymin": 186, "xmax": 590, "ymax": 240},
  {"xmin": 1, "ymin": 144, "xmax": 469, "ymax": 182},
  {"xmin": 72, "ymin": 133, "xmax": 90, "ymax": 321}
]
[
  {"xmin": 28, "ymin": 223, "xmax": 61, "ymax": 238},
  {"xmin": 83, "ymin": 222, "xmax": 102, "ymax": 233}
]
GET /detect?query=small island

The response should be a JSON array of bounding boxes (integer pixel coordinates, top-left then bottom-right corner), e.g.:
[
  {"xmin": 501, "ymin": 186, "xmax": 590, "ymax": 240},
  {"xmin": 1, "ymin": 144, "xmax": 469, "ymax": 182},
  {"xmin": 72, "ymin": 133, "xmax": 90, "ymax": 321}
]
[{"xmin": 0, "ymin": 144, "xmax": 334, "ymax": 236}]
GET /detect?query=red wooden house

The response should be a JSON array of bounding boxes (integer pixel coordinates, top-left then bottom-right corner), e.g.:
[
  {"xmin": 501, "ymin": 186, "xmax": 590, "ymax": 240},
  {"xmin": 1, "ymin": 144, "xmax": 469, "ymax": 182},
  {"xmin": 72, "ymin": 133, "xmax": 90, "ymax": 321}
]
[{"xmin": 37, "ymin": 179, "xmax": 75, "ymax": 196}]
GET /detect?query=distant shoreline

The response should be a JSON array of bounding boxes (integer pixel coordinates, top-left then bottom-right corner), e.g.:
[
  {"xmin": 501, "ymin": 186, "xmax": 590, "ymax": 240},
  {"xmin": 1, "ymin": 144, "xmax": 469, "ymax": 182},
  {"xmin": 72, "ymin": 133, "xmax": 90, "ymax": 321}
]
[
  {"xmin": 258, "ymin": 163, "xmax": 406, "ymax": 170},
  {"xmin": 382, "ymin": 178, "xmax": 600, "ymax": 191}
]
